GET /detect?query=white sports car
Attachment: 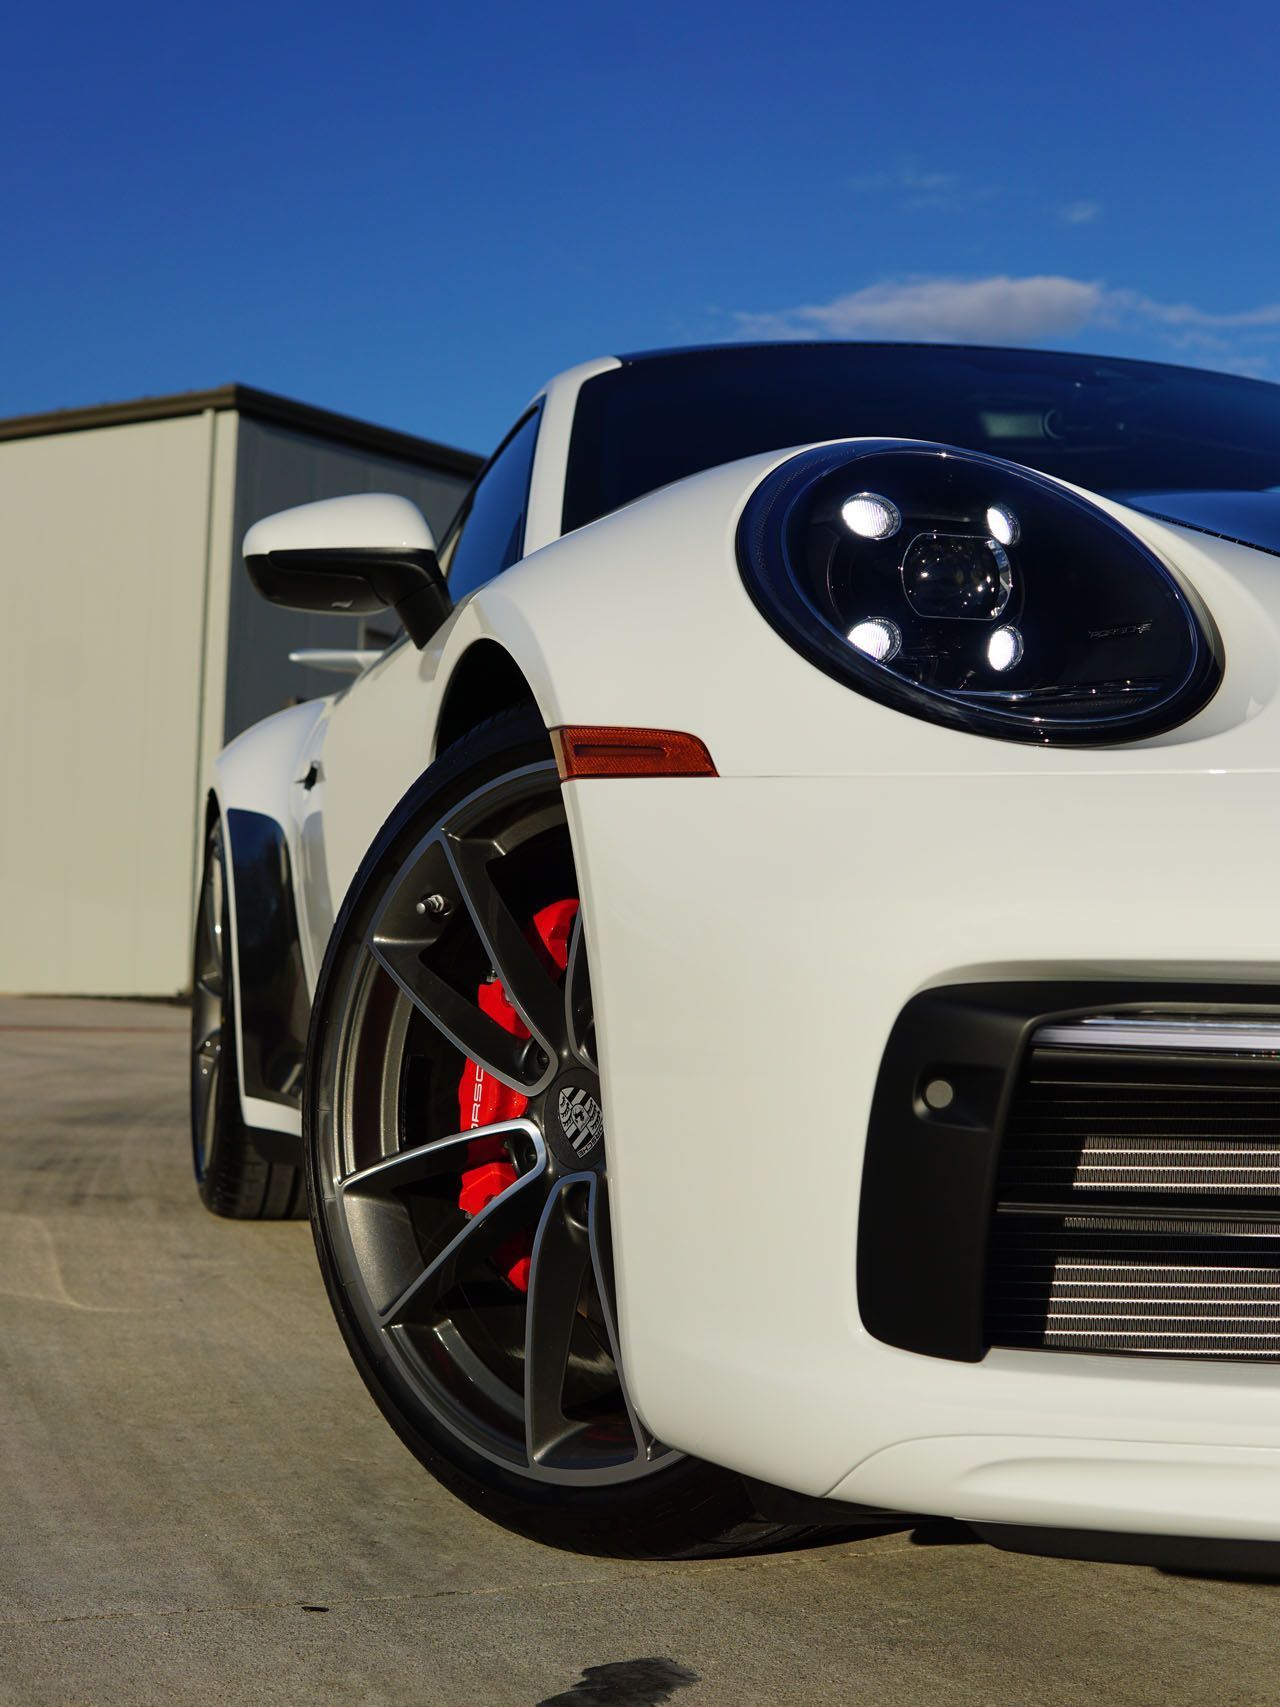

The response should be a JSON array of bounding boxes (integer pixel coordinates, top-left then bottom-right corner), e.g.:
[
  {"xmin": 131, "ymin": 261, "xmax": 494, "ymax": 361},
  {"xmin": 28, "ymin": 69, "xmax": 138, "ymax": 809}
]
[{"xmin": 192, "ymin": 342, "xmax": 1280, "ymax": 1568}]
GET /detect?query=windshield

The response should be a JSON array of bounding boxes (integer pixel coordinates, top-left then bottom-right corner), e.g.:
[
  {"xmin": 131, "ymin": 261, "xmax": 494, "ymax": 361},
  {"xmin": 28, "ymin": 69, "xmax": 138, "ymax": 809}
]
[{"xmin": 561, "ymin": 344, "xmax": 1280, "ymax": 534}]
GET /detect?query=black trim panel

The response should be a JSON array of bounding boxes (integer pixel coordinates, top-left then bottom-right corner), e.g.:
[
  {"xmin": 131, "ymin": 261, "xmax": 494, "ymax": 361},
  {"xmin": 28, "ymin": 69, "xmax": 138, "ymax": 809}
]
[
  {"xmin": 225, "ymin": 809, "xmax": 309, "ymax": 1110},
  {"xmin": 857, "ymin": 981, "xmax": 1280, "ymax": 1361},
  {"xmin": 974, "ymin": 1522, "xmax": 1280, "ymax": 1576},
  {"xmin": 741, "ymin": 1477, "xmax": 905, "ymax": 1527},
  {"xmin": 245, "ymin": 545, "xmax": 451, "ymax": 648}
]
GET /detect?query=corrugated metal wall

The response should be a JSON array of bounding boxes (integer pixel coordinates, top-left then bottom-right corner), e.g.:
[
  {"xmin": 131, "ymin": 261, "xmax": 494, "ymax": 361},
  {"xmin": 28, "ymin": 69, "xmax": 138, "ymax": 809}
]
[{"xmin": 0, "ymin": 406, "xmax": 474, "ymax": 997}]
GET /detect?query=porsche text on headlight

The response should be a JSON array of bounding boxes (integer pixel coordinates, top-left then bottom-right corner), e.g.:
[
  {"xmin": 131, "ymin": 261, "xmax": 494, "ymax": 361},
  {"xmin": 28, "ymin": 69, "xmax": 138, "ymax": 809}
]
[{"xmin": 737, "ymin": 441, "xmax": 1223, "ymax": 743}]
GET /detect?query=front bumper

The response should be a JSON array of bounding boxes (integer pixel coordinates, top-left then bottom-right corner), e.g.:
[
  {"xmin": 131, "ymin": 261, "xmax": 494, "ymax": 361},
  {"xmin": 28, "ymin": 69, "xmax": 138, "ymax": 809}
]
[
  {"xmin": 567, "ymin": 766, "xmax": 1280, "ymax": 1541},
  {"xmin": 827, "ymin": 1429, "xmax": 1280, "ymax": 1541}
]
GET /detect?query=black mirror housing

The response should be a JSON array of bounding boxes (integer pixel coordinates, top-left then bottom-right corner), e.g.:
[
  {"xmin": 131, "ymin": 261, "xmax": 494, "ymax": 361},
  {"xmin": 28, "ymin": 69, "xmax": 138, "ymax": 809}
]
[{"xmin": 246, "ymin": 546, "xmax": 452, "ymax": 648}]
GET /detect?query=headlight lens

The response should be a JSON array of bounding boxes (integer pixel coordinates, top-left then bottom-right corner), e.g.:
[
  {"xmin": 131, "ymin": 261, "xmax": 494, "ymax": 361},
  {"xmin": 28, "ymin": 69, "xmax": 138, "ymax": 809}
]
[{"xmin": 737, "ymin": 441, "xmax": 1222, "ymax": 744}]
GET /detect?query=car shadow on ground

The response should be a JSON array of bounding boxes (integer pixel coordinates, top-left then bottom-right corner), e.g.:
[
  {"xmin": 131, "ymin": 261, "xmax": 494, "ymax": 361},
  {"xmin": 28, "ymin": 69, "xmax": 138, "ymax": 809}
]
[
  {"xmin": 535, "ymin": 1657, "xmax": 700, "ymax": 1706},
  {"xmin": 528, "ymin": 1525, "xmax": 983, "ymax": 1703},
  {"xmin": 763, "ymin": 1515, "xmax": 982, "ymax": 1556}
]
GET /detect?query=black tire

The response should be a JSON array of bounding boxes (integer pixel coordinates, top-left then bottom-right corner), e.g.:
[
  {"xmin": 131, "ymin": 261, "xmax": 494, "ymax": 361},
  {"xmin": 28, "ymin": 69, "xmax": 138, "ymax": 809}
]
[
  {"xmin": 190, "ymin": 814, "xmax": 305, "ymax": 1220},
  {"xmin": 304, "ymin": 710, "xmax": 823, "ymax": 1557}
]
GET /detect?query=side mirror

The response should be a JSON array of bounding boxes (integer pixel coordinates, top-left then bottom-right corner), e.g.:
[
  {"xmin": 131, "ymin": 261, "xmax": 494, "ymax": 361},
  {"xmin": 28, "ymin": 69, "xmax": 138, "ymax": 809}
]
[{"xmin": 243, "ymin": 493, "xmax": 451, "ymax": 648}]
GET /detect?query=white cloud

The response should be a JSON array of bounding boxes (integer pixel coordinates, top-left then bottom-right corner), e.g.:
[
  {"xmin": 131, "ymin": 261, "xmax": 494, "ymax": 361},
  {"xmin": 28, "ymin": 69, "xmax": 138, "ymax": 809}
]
[
  {"xmin": 846, "ymin": 161, "xmax": 999, "ymax": 212},
  {"xmin": 1119, "ymin": 292, "xmax": 1280, "ymax": 330},
  {"xmin": 848, "ymin": 164, "xmax": 959, "ymax": 195},
  {"xmin": 1061, "ymin": 200, "xmax": 1101, "ymax": 224},
  {"xmin": 736, "ymin": 276, "xmax": 1105, "ymax": 343},
  {"xmin": 734, "ymin": 275, "xmax": 1280, "ymax": 370}
]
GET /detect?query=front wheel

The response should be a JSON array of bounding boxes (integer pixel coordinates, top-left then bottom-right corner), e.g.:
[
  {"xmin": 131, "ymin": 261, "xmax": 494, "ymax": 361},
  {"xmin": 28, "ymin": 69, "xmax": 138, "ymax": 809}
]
[{"xmin": 304, "ymin": 711, "xmax": 816, "ymax": 1557}]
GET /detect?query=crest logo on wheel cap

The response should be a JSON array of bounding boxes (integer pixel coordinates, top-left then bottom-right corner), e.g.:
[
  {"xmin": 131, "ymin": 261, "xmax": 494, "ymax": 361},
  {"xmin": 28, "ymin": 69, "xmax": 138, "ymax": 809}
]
[{"xmin": 557, "ymin": 1085, "xmax": 604, "ymax": 1157}]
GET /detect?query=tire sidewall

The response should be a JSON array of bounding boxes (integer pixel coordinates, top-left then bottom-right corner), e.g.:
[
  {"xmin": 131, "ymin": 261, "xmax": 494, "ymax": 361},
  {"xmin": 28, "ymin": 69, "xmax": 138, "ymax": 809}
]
[{"xmin": 193, "ymin": 818, "xmax": 245, "ymax": 1204}]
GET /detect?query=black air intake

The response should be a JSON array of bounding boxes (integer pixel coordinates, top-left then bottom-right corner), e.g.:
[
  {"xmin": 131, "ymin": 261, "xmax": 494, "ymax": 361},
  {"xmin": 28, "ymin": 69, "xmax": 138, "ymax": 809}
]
[{"xmin": 985, "ymin": 1020, "xmax": 1280, "ymax": 1359}]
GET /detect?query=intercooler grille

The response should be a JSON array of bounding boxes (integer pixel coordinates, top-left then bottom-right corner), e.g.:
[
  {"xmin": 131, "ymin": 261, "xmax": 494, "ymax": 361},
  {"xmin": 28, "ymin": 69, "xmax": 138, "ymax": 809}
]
[{"xmin": 984, "ymin": 1024, "xmax": 1280, "ymax": 1359}]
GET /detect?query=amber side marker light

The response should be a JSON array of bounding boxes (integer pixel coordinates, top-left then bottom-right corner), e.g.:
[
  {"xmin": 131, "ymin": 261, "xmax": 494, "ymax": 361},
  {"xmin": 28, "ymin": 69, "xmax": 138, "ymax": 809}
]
[{"xmin": 551, "ymin": 726, "xmax": 718, "ymax": 780}]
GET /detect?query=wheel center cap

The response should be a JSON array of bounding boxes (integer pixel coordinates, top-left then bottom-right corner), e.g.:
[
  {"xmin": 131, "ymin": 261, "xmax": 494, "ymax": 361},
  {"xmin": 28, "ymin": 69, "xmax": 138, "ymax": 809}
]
[{"xmin": 548, "ymin": 1071, "xmax": 605, "ymax": 1167}]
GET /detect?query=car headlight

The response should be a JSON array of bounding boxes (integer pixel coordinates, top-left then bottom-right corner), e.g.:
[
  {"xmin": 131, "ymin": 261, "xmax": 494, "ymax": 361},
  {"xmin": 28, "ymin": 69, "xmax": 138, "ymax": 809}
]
[{"xmin": 736, "ymin": 441, "xmax": 1222, "ymax": 744}]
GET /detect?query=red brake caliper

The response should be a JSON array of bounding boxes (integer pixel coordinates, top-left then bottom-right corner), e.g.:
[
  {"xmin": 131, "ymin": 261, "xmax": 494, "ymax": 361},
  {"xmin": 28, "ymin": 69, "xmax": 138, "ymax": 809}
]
[{"xmin": 455, "ymin": 898, "xmax": 579, "ymax": 1293}]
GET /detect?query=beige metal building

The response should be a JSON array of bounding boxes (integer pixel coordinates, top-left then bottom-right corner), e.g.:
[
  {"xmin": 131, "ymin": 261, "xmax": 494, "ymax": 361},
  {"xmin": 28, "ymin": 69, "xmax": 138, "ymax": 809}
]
[{"xmin": 0, "ymin": 386, "xmax": 478, "ymax": 996}]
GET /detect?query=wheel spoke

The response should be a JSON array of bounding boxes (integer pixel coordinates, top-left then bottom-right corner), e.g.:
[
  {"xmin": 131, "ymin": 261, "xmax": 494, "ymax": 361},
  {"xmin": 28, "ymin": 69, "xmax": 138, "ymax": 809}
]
[
  {"xmin": 379, "ymin": 1153, "xmax": 547, "ymax": 1328},
  {"xmin": 195, "ymin": 868, "xmax": 224, "ymax": 996},
  {"xmin": 564, "ymin": 910, "xmax": 597, "ymax": 1070},
  {"xmin": 341, "ymin": 1120, "xmax": 538, "ymax": 1198},
  {"xmin": 524, "ymin": 1176, "xmax": 593, "ymax": 1465},
  {"xmin": 191, "ymin": 1044, "xmax": 219, "ymax": 1161},
  {"xmin": 368, "ymin": 934, "xmax": 537, "ymax": 1091},
  {"xmin": 586, "ymin": 1177, "xmax": 656, "ymax": 1464},
  {"xmin": 442, "ymin": 832, "xmax": 565, "ymax": 1054}
]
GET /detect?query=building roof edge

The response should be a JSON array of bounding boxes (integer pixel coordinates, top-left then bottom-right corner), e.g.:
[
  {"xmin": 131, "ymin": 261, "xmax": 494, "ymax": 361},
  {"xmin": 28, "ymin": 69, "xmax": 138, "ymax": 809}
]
[{"xmin": 0, "ymin": 383, "xmax": 483, "ymax": 477}]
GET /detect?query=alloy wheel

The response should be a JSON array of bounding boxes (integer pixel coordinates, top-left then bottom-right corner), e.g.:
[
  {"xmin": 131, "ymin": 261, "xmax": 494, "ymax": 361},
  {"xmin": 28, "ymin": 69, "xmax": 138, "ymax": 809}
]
[
  {"xmin": 191, "ymin": 821, "xmax": 226, "ymax": 1182},
  {"xmin": 312, "ymin": 760, "xmax": 676, "ymax": 1486}
]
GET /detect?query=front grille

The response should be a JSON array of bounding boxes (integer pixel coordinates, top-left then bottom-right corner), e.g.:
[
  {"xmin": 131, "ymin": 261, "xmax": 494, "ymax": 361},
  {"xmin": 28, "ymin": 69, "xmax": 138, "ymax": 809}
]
[{"xmin": 984, "ymin": 1019, "xmax": 1280, "ymax": 1359}]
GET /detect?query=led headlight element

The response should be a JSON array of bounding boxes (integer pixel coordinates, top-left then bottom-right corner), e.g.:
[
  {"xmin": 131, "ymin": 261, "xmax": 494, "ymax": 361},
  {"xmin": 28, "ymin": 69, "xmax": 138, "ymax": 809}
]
[
  {"xmin": 841, "ymin": 493, "xmax": 901, "ymax": 540},
  {"xmin": 736, "ymin": 440, "xmax": 1222, "ymax": 744},
  {"xmin": 848, "ymin": 617, "xmax": 902, "ymax": 661},
  {"xmin": 985, "ymin": 503, "xmax": 1021, "ymax": 546},
  {"xmin": 987, "ymin": 624, "xmax": 1023, "ymax": 673}
]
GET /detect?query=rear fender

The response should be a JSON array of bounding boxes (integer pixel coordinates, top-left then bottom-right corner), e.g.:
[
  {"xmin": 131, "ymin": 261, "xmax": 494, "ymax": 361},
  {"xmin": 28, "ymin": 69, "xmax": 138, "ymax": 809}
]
[{"xmin": 211, "ymin": 698, "xmax": 330, "ymax": 1138}]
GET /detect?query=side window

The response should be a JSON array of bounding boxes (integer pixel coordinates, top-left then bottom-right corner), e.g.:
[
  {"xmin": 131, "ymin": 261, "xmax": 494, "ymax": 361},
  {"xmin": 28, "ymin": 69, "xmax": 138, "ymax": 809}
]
[{"xmin": 438, "ymin": 408, "xmax": 541, "ymax": 601}]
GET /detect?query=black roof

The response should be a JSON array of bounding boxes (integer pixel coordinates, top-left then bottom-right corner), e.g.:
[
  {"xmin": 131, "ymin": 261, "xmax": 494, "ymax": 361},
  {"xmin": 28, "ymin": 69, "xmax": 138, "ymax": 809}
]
[{"xmin": 615, "ymin": 340, "xmax": 1277, "ymax": 389}]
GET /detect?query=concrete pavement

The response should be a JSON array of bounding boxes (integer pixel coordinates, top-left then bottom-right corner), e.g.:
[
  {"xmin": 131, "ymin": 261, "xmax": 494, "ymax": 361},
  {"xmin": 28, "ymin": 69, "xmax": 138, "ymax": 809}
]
[{"xmin": 1, "ymin": 997, "xmax": 1277, "ymax": 1706}]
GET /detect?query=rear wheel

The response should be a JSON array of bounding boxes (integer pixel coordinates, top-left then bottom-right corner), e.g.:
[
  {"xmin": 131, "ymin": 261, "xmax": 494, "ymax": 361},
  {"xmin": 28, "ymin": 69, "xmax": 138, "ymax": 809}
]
[
  {"xmin": 190, "ymin": 815, "xmax": 304, "ymax": 1219},
  {"xmin": 304, "ymin": 711, "xmax": 820, "ymax": 1556}
]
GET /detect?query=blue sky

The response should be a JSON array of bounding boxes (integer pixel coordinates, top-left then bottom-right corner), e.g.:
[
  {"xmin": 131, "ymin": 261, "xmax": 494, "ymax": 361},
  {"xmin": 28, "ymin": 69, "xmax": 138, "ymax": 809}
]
[{"xmin": 4, "ymin": 1, "xmax": 1277, "ymax": 454}]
